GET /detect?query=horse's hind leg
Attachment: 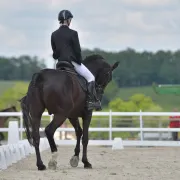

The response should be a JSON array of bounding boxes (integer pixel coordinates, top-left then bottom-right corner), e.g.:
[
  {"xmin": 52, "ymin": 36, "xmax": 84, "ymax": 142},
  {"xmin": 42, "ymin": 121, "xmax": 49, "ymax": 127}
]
[
  {"xmin": 24, "ymin": 99, "xmax": 45, "ymax": 170},
  {"xmin": 45, "ymin": 113, "xmax": 66, "ymax": 170},
  {"xmin": 31, "ymin": 114, "xmax": 46, "ymax": 170},
  {"xmin": 69, "ymin": 118, "xmax": 82, "ymax": 167}
]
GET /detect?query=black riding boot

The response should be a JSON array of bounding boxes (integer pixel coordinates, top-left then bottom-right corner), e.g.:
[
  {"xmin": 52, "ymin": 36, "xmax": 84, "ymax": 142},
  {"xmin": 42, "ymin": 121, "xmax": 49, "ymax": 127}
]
[{"xmin": 86, "ymin": 81, "xmax": 102, "ymax": 111}]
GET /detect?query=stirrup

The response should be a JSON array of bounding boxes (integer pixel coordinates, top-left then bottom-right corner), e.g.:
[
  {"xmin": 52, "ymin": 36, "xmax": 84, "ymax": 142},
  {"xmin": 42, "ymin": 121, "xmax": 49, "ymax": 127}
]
[
  {"xmin": 86, "ymin": 82, "xmax": 102, "ymax": 110},
  {"xmin": 86, "ymin": 98, "xmax": 101, "ymax": 111}
]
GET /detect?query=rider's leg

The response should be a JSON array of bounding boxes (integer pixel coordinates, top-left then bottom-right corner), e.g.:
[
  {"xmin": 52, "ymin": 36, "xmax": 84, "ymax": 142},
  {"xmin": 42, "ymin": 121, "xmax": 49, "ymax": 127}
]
[
  {"xmin": 71, "ymin": 61, "xmax": 101, "ymax": 110},
  {"xmin": 71, "ymin": 61, "xmax": 94, "ymax": 82}
]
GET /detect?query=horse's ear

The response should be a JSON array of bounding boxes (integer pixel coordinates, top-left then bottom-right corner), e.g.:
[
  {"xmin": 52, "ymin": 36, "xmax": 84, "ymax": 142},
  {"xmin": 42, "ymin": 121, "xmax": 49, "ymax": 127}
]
[{"xmin": 111, "ymin": 61, "xmax": 119, "ymax": 71}]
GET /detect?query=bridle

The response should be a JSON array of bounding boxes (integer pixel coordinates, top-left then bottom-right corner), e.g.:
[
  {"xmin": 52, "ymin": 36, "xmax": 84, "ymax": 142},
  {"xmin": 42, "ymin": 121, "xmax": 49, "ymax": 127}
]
[{"xmin": 95, "ymin": 69, "xmax": 112, "ymax": 99}]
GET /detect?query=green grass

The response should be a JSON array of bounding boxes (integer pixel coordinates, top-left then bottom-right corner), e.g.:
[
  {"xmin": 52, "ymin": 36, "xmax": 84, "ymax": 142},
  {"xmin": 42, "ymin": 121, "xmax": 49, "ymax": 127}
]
[
  {"xmin": 117, "ymin": 86, "xmax": 180, "ymax": 111},
  {"xmin": 0, "ymin": 81, "xmax": 179, "ymax": 111},
  {"xmin": 0, "ymin": 81, "xmax": 16, "ymax": 96}
]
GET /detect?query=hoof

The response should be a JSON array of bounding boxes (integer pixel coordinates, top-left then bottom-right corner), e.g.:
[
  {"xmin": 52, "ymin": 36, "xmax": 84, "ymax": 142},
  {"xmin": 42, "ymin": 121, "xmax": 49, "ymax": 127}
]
[
  {"xmin": 48, "ymin": 160, "xmax": 57, "ymax": 170},
  {"xmin": 70, "ymin": 156, "xmax": 79, "ymax": 167},
  {"xmin": 84, "ymin": 162, "xmax": 92, "ymax": 169},
  {"xmin": 38, "ymin": 164, "xmax": 46, "ymax": 171}
]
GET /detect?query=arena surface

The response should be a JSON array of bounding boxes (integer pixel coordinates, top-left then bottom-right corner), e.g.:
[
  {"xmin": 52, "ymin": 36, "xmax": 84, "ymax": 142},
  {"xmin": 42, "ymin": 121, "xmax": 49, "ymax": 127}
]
[{"xmin": 1, "ymin": 146, "xmax": 180, "ymax": 180}]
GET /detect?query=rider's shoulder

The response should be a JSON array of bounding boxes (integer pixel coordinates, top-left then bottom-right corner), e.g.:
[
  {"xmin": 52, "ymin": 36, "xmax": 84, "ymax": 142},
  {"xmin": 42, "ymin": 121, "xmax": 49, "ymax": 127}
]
[
  {"xmin": 68, "ymin": 28, "xmax": 77, "ymax": 34},
  {"xmin": 51, "ymin": 27, "xmax": 78, "ymax": 37},
  {"xmin": 51, "ymin": 29, "xmax": 59, "ymax": 36}
]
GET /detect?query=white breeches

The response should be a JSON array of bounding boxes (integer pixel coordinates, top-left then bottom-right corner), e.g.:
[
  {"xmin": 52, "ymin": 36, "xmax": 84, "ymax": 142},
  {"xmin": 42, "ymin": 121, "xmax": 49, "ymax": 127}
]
[{"xmin": 71, "ymin": 61, "xmax": 95, "ymax": 82}]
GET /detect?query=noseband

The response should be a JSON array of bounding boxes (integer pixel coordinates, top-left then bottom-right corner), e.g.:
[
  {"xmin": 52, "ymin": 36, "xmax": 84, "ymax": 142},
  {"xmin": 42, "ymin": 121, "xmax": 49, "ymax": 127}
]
[{"xmin": 95, "ymin": 70, "xmax": 111, "ymax": 97}]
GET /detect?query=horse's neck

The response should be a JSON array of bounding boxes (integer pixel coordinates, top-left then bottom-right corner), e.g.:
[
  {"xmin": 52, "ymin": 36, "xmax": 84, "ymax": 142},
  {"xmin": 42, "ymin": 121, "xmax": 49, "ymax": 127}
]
[{"xmin": 85, "ymin": 63, "xmax": 100, "ymax": 80}]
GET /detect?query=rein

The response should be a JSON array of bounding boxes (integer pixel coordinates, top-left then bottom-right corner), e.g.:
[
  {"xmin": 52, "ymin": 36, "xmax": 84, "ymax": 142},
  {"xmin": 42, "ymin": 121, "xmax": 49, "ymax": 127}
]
[{"xmin": 95, "ymin": 70, "xmax": 111, "ymax": 98}]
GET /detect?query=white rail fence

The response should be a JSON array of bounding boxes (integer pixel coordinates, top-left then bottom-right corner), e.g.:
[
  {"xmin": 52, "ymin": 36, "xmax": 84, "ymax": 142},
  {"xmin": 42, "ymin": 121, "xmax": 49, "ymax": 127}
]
[{"xmin": 1, "ymin": 111, "xmax": 180, "ymax": 147}]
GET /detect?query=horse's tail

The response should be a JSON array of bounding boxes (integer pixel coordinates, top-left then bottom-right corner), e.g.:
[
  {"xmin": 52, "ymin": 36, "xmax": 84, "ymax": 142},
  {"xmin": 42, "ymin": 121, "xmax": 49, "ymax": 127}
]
[
  {"xmin": 20, "ymin": 96, "xmax": 34, "ymax": 146},
  {"xmin": 20, "ymin": 73, "xmax": 43, "ymax": 147}
]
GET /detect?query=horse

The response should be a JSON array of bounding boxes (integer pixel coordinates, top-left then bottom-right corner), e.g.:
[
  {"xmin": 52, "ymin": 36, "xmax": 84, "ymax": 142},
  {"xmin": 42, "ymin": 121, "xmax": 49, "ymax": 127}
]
[
  {"xmin": 20, "ymin": 54, "xmax": 119, "ymax": 171},
  {"xmin": 0, "ymin": 106, "xmax": 18, "ymax": 142}
]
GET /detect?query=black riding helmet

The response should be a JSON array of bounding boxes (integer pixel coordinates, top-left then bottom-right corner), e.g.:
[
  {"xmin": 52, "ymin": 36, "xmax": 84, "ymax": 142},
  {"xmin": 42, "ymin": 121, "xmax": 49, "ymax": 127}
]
[{"xmin": 58, "ymin": 10, "xmax": 73, "ymax": 22}]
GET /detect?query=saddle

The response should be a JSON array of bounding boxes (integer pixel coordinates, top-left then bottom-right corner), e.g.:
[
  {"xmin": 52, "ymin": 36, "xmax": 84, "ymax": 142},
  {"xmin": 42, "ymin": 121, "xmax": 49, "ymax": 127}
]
[{"xmin": 56, "ymin": 61, "xmax": 88, "ymax": 92}]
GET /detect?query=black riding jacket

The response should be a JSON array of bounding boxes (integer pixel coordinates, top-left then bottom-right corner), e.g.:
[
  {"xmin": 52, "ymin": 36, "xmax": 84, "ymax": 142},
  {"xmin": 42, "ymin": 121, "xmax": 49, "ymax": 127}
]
[{"xmin": 51, "ymin": 25, "xmax": 82, "ymax": 65}]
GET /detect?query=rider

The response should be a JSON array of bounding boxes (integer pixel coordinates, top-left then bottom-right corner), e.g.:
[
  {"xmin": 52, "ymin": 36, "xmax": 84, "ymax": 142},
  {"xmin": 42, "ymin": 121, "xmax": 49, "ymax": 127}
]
[{"xmin": 51, "ymin": 9, "xmax": 101, "ymax": 111}]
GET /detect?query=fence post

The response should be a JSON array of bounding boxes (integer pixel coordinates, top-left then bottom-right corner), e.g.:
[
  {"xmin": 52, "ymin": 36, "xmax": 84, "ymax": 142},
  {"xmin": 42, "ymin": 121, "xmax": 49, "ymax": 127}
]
[
  {"xmin": 109, "ymin": 109, "xmax": 112, "ymax": 141},
  {"xmin": 159, "ymin": 120, "xmax": 162, "ymax": 141},
  {"xmin": 139, "ymin": 109, "xmax": 144, "ymax": 141},
  {"xmin": 20, "ymin": 111, "xmax": 23, "ymax": 140}
]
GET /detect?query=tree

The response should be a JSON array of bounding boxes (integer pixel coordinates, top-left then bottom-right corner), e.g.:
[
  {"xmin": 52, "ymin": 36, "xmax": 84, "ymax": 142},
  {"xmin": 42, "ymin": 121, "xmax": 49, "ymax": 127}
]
[
  {"xmin": 1, "ymin": 49, "xmax": 180, "ymax": 87},
  {"xmin": 109, "ymin": 94, "xmax": 160, "ymax": 112},
  {"xmin": 0, "ymin": 55, "xmax": 46, "ymax": 80}
]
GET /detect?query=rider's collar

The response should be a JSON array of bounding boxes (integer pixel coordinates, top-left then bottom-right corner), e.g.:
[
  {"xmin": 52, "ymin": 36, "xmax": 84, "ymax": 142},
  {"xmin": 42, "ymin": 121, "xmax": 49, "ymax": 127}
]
[{"xmin": 60, "ymin": 24, "xmax": 69, "ymax": 28}]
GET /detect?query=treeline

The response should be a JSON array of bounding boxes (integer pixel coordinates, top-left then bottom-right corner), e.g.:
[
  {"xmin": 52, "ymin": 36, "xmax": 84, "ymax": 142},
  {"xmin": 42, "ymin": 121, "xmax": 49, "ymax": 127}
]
[
  {"xmin": 1, "ymin": 48, "xmax": 180, "ymax": 87},
  {"xmin": 0, "ymin": 56, "xmax": 46, "ymax": 80},
  {"xmin": 82, "ymin": 48, "xmax": 180, "ymax": 87}
]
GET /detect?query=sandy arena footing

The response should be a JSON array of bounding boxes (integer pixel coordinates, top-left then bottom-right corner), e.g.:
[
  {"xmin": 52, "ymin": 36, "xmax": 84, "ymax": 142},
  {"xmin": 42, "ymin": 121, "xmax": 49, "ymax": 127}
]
[{"xmin": 1, "ymin": 146, "xmax": 180, "ymax": 180}]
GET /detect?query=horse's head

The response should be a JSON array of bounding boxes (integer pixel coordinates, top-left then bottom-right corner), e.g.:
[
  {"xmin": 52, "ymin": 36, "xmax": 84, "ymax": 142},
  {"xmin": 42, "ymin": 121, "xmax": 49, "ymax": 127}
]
[
  {"xmin": 1, "ymin": 105, "xmax": 17, "ymax": 112},
  {"xmin": 6, "ymin": 105, "xmax": 17, "ymax": 112},
  {"xmin": 11, "ymin": 106, "xmax": 18, "ymax": 112},
  {"xmin": 83, "ymin": 54, "xmax": 119, "ymax": 100}
]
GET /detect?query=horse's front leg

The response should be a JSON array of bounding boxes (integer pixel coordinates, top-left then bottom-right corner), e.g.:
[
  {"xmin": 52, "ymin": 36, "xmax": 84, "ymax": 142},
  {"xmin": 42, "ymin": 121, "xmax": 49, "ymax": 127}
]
[
  {"xmin": 45, "ymin": 113, "xmax": 66, "ymax": 170},
  {"xmin": 82, "ymin": 111, "xmax": 92, "ymax": 169},
  {"xmin": 69, "ymin": 118, "xmax": 83, "ymax": 167}
]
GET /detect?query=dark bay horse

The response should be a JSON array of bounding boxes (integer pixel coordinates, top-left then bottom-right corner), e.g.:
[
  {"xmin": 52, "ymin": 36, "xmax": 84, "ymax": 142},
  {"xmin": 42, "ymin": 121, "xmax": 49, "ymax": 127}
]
[{"xmin": 20, "ymin": 54, "xmax": 119, "ymax": 170}]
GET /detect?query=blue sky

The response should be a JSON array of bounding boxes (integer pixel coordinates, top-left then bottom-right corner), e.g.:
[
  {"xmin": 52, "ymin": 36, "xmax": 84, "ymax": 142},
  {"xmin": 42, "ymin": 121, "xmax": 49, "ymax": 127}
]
[{"xmin": 0, "ymin": 0, "xmax": 180, "ymax": 68}]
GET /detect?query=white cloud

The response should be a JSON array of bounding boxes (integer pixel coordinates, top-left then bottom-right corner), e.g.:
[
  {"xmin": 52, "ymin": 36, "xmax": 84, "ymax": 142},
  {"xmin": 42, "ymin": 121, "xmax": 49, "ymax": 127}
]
[
  {"xmin": 122, "ymin": 0, "xmax": 173, "ymax": 6},
  {"xmin": 126, "ymin": 12, "xmax": 163, "ymax": 33},
  {"xmin": 121, "ymin": 0, "xmax": 180, "ymax": 10},
  {"xmin": 50, "ymin": 0, "xmax": 83, "ymax": 7},
  {"xmin": 0, "ymin": 24, "xmax": 27, "ymax": 48},
  {"xmin": 0, "ymin": 0, "xmax": 180, "ymax": 68}
]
